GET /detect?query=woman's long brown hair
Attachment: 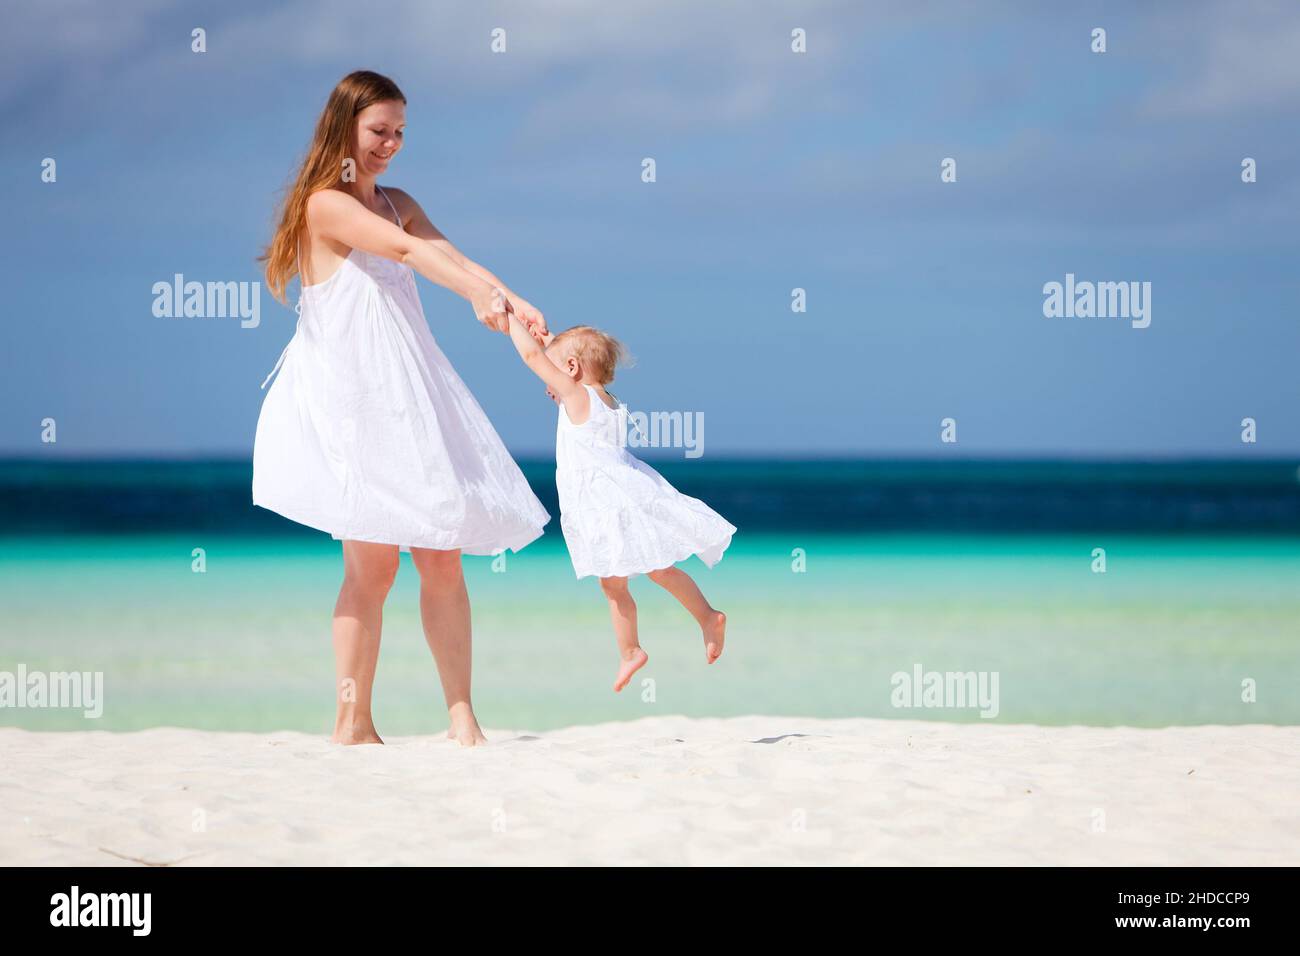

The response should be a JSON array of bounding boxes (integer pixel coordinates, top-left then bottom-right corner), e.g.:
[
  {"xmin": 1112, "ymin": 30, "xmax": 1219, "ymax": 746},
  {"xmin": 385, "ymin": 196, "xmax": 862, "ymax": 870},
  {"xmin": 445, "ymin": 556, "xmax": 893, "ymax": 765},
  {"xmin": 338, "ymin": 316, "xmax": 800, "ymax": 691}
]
[{"xmin": 259, "ymin": 70, "xmax": 406, "ymax": 303}]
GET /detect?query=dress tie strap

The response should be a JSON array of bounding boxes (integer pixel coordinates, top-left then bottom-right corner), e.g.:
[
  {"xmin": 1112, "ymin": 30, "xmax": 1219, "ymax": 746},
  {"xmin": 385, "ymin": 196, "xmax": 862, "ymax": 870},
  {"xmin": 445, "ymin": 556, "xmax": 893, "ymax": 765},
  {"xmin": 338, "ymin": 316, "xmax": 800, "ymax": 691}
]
[
  {"xmin": 261, "ymin": 298, "xmax": 304, "ymax": 390},
  {"xmin": 606, "ymin": 388, "xmax": 649, "ymax": 445}
]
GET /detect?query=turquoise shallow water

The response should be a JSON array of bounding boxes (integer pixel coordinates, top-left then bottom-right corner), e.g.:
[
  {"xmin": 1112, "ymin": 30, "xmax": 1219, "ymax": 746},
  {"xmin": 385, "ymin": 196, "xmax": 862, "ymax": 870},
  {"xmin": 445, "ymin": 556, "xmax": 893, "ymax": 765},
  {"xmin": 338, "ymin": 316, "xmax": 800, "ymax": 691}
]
[{"xmin": 1, "ymin": 531, "xmax": 1296, "ymax": 732}]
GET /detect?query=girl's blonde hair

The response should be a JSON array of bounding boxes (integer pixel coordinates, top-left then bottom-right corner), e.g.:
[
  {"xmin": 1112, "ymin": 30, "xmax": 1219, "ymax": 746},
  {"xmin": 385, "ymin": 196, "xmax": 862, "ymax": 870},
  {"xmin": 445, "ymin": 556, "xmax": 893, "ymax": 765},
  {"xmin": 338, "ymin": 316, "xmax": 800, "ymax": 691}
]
[
  {"xmin": 259, "ymin": 70, "xmax": 407, "ymax": 303},
  {"xmin": 548, "ymin": 326, "xmax": 629, "ymax": 384}
]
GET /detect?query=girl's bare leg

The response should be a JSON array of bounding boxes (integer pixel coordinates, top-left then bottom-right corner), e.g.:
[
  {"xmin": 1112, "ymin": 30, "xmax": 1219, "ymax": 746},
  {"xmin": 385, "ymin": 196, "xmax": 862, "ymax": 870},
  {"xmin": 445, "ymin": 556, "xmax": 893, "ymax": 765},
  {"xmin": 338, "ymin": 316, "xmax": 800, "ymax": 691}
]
[
  {"xmin": 600, "ymin": 576, "xmax": 648, "ymax": 691},
  {"xmin": 646, "ymin": 565, "xmax": 727, "ymax": 663},
  {"xmin": 410, "ymin": 547, "xmax": 486, "ymax": 746},
  {"xmin": 332, "ymin": 540, "xmax": 400, "ymax": 744}
]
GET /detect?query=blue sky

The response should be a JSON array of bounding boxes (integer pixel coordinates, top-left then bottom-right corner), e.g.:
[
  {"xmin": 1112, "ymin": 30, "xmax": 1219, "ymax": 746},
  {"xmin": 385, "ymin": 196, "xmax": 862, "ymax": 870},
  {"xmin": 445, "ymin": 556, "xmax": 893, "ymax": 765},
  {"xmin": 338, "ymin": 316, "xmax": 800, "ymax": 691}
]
[{"xmin": 2, "ymin": 0, "xmax": 1298, "ymax": 458}]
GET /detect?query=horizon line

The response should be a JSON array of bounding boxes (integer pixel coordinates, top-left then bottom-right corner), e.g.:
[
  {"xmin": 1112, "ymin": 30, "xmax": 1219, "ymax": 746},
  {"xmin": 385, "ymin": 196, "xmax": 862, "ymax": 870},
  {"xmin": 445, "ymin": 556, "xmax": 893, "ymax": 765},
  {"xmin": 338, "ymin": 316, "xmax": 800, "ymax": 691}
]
[{"xmin": 2, "ymin": 453, "xmax": 1299, "ymax": 466}]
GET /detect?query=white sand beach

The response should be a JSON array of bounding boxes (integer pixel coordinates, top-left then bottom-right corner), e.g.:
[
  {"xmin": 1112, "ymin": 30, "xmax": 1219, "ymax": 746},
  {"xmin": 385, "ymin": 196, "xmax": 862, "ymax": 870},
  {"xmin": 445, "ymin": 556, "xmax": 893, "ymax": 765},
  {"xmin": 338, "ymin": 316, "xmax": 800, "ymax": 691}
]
[{"xmin": 2, "ymin": 716, "xmax": 1297, "ymax": 866}]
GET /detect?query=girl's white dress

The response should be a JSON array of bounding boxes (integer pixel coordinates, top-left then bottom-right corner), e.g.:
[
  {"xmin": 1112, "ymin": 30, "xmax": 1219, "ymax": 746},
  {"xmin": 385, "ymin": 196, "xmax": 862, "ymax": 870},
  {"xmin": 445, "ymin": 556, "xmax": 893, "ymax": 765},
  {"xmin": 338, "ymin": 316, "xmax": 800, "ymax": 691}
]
[
  {"xmin": 252, "ymin": 186, "xmax": 550, "ymax": 554},
  {"xmin": 556, "ymin": 384, "xmax": 736, "ymax": 579}
]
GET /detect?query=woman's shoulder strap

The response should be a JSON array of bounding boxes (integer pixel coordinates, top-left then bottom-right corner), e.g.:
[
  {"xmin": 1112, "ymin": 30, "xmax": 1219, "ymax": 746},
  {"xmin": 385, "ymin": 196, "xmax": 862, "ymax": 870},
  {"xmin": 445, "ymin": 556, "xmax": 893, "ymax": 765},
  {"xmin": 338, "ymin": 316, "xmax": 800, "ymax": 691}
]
[{"xmin": 375, "ymin": 185, "xmax": 402, "ymax": 228}]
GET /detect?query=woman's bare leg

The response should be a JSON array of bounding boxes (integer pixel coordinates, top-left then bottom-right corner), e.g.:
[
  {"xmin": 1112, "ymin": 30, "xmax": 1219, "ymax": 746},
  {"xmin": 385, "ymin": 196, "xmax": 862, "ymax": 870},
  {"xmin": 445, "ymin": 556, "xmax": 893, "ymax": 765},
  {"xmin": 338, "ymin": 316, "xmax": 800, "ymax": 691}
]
[
  {"xmin": 332, "ymin": 540, "xmax": 400, "ymax": 745},
  {"xmin": 646, "ymin": 565, "xmax": 727, "ymax": 663},
  {"xmin": 600, "ymin": 576, "xmax": 648, "ymax": 691},
  {"xmin": 410, "ymin": 547, "xmax": 485, "ymax": 746}
]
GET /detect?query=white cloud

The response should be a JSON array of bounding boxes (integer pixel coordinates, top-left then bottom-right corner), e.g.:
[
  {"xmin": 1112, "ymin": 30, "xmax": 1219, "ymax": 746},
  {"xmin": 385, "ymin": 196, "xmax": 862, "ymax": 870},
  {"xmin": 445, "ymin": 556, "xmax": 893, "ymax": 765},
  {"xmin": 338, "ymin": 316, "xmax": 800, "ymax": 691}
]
[
  {"xmin": 2, "ymin": 0, "xmax": 867, "ymax": 132},
  {"xmin": 1140, "ymin": 2, "xmax": 1300, "ymax": 116}
]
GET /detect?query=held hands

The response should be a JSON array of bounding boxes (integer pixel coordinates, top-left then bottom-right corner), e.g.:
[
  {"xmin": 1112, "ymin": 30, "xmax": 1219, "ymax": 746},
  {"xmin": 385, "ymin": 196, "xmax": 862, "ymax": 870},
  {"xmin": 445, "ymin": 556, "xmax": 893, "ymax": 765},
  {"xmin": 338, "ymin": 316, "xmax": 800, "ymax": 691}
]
[
  {"xmin": 471, "ymin": 285, "xmax": 548, "ymax": 339},
  {"xmin": 525, "ymin": 317, "xmax": 554, "ymax": 347},
  {"xmin": 470, "ymin": 286, "xmax": 511, "ymax": 333},
  {"xmin": 507, "ymin": 294, "xmax": 547, "ymax": 337}
]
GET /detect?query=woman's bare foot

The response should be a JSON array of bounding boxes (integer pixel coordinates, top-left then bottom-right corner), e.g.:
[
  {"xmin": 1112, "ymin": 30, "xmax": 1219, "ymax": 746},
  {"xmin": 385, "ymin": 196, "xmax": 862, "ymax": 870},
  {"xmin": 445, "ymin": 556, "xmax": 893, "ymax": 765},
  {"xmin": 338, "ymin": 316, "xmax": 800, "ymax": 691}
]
[
  {"xmin": 703, "ymin": 610, "xmax": 726, "ymax": 664},
  {"xmin": 614, "ymin": 647, "xmax": 649, "ymax": 692},
  {"xmin": 447, "ymin": 702, "xmax": 488, "ymax": 747},
  {"xmin": 332, "ymin": 721, "xmax": 384, "ymax": 745},
  {"xmin": 446, "ymin": 724, "xmax": 487, "ymax": 746}
]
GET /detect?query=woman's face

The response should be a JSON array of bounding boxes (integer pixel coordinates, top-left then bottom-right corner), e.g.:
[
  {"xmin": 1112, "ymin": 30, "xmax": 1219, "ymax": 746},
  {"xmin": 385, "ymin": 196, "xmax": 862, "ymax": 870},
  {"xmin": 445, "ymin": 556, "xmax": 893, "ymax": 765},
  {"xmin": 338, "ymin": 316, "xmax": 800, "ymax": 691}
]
[{"xmin": 354, "ymin": 100, "xmax": 406, "ymax": 177}]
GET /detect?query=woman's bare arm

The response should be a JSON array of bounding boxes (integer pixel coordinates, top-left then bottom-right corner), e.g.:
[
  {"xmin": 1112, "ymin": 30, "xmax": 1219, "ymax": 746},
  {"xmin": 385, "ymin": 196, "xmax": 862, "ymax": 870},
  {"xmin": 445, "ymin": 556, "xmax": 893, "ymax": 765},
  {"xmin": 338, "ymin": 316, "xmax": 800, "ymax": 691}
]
[
  {"xmin": 306, "ymin": 188, "xmax": 509, "ymax": 331},
  {"xmin": 389, "ymin": 188, "xmax": 506, "ymax": 282},
  {"xmin": 388, "ymin": 188, "xmax": 547, "ymax": 332}
]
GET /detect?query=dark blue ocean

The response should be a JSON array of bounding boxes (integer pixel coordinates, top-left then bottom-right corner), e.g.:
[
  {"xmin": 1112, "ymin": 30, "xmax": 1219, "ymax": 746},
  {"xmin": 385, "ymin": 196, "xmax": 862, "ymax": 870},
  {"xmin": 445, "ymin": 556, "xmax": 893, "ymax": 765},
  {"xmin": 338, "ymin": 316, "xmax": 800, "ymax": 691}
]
[{"xmin": 3, "ymin": 458, "xmax": 1299, "ymax": 535}]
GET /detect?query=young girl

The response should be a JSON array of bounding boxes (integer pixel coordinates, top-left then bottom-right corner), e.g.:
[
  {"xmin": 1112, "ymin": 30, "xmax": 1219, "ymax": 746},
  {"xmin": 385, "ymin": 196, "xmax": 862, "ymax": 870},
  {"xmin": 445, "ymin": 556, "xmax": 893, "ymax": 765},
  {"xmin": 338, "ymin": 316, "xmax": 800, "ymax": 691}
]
[{"xmin": 506, "ymin": 313, "xmax": 735, "ymax": 691}]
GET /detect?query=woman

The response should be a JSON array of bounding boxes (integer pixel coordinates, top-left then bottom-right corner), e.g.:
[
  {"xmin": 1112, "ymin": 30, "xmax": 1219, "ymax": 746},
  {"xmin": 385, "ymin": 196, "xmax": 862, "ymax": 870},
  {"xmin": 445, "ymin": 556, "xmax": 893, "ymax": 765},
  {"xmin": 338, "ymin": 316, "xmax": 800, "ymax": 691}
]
[{"xmin": 253, "ymin": 70, "xmax": 550, "ymax": 747}]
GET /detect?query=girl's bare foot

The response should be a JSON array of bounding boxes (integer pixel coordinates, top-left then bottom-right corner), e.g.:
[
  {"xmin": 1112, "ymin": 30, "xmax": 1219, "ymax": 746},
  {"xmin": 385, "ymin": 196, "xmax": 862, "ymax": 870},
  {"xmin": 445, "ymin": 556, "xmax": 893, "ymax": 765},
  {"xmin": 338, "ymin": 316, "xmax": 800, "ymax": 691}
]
[
  {"xmin": 703, "ymin": 610, "xmax": 726, "ymax": 663},
  {"xmin": 447, "ymin": 703, "xmax": 488, "ymax": 746},
  {"xmin": 614, "ymin": 647, "xmax": 649, "ymax": 692}
]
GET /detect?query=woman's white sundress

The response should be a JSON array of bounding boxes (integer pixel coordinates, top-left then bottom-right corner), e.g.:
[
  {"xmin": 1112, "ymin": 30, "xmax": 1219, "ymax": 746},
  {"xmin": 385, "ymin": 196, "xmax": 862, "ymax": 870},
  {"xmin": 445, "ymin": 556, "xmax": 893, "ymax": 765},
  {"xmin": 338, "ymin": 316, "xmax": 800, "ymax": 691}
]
[
  {"xmin": 556, "ymin": 383, "xmax": 736, "ymax": 579},
  {"xmin": 252, "ymin": 186, "xmax": 550, "ymax": 554}
]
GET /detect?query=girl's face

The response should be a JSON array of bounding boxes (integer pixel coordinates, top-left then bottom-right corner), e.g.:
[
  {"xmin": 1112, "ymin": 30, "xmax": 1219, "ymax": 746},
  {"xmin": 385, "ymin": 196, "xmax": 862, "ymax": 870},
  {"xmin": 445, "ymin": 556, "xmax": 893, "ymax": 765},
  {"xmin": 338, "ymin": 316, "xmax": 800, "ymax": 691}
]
[{"xmin": 354, "ymin": 100, "xmax": 406, "ymax": 177}]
